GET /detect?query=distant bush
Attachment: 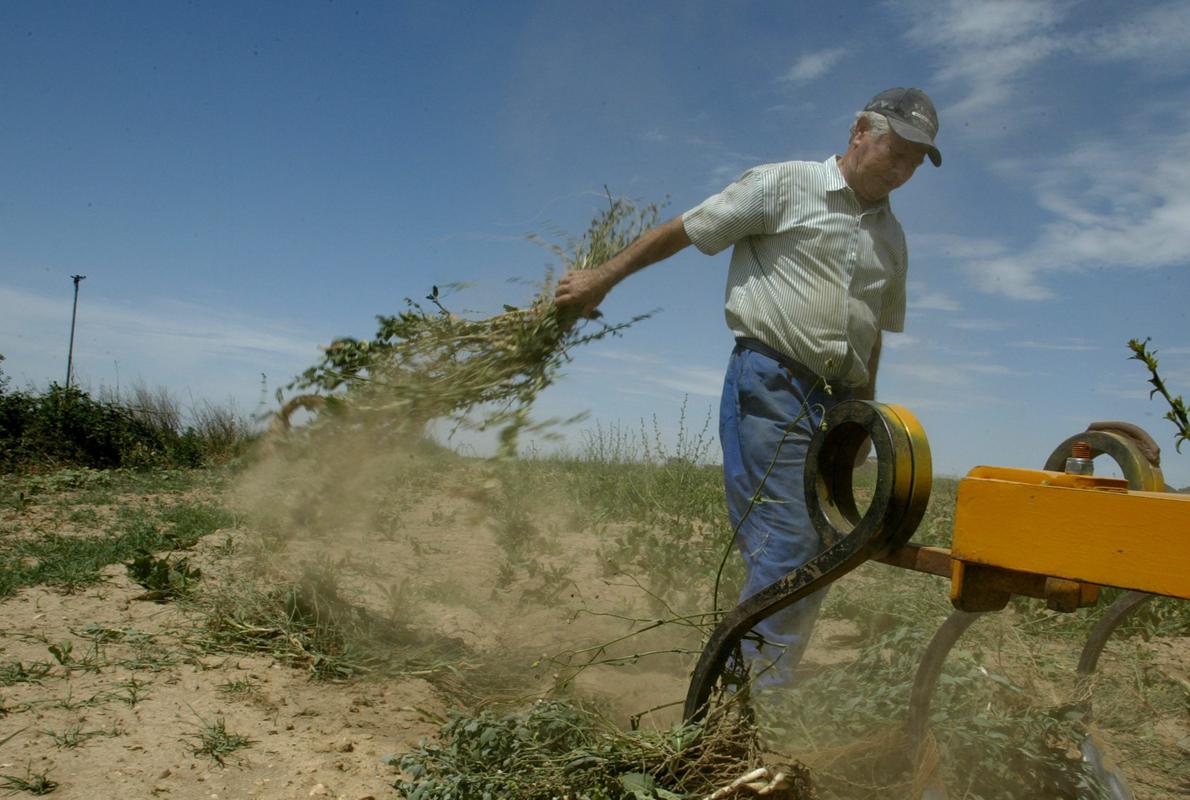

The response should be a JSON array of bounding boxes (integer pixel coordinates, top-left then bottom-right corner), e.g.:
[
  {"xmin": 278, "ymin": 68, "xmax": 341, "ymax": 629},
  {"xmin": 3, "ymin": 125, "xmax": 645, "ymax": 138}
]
[{"xmin": 0, "ymin": 358, "xmax": 252, "ymax": 472}]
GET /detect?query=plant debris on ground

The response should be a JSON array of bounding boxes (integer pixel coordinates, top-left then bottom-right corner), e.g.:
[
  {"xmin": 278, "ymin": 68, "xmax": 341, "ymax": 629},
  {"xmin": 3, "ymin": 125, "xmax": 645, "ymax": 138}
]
[{"xmin": 395, "ymin": 699, "xmax": 814, "ymax": 800}]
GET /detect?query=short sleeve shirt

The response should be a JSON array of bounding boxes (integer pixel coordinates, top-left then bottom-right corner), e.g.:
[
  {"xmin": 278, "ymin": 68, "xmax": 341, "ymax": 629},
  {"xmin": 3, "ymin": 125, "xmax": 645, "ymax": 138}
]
[{"xmin": 682, "ymin": 156, "xmax": 907, "ymax": 387}]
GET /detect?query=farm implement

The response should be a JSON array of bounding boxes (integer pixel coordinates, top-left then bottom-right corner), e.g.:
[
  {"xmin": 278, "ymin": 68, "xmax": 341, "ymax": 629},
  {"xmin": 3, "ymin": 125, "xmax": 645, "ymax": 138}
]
[{"xmin": 684, "ymin": 400, "xmax": 1189, "ymax": 799}]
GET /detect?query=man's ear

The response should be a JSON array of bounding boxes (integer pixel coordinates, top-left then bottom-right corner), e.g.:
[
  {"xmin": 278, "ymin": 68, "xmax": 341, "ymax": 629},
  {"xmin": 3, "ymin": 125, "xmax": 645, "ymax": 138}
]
[{"xmin": 850, "ymin": 115, "xmax": 869, "ymax": 146}]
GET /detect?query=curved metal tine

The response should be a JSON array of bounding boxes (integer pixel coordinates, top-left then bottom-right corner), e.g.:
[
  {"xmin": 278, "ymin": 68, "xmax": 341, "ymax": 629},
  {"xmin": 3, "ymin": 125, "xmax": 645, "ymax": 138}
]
[
  {"xmin": 685, "ymin": 401, "xmax": 930, "ymax": 722},
  {"xmin": 1077, "ymin": 590, "xmax": 1153, "ymax": 678},
  {"xmin": 1050, "ymin": 430, "xmax": 1158, "ymax": 800},
  {"xmin": 908, "ymin": 610, "xmax": 984, "ymax": 751},
  {"xmin": 905, "ymin": 610, "xmax": 985, "ymax": 800},
  {"xmin": 1079, "ymin": 733, "xmax": 1136, "ymax": 800}
]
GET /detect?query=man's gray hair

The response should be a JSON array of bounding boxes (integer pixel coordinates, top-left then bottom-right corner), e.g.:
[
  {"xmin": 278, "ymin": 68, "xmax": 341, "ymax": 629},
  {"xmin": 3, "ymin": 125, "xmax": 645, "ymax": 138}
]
[{"xmin": 851, "ymin": 110, "xmax": 890, "ymax": 139}]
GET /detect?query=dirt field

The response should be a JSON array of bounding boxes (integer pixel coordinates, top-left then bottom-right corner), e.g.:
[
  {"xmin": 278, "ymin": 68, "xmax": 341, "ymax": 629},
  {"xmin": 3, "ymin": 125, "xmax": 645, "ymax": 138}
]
[
  {"xmin": 1, "ymin": 448, "xmax": 1186, "ymax": 800},
  {"xmin": 0, "ymin": 460, "xmax": 701, "ymax": 799}
]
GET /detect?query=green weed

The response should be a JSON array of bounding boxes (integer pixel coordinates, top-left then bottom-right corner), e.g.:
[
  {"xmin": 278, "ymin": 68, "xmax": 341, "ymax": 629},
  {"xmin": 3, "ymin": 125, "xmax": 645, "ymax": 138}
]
[
  {"xmin": 186, "ymin": 714, "xmax": 254, "ymax": 766},
  {"xmin": 125, "ymin": 551, "xmax": 202, "ymax": 601},
  {"xmin": 43, "ymin": 724, "xmax": 112, "ymax": 750},
  {"xmin": 216, "ymin": 678, "xmax": 258, "ymax": 697},
  {"xmin": 0, "ymin": 765, "xmax": 57, "ymax": 796},
  {"xmin": 0, "ymin": 660, "xmax": 53, "ymax": 686},
  {"xmin": 113, "ymin": 676, "xmax": 151, "ymax": 707}
]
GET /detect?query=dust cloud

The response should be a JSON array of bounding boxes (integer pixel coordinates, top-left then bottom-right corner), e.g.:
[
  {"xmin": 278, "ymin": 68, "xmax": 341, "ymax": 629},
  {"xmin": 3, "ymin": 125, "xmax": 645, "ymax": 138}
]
[{"xmin": 228, "ymin": 419, "xmax": 700, "ymax": 726}]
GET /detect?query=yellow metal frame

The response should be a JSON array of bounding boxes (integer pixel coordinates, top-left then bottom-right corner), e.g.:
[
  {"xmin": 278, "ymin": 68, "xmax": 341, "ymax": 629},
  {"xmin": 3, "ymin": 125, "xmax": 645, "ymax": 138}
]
[{"xmin": 951, "ymin": 466, "xmax": 1190, "ymax": 601}]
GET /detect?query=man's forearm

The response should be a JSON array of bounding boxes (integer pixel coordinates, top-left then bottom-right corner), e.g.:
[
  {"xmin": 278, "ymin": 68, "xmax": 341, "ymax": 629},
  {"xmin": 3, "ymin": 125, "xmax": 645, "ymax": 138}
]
[
  {"xmin": 599, "ymin": 215, "xmax": 692, "ymax": 284},
  {"xmin": 554, "ymin": 215, "xmax": 692, "ymax": 315}
]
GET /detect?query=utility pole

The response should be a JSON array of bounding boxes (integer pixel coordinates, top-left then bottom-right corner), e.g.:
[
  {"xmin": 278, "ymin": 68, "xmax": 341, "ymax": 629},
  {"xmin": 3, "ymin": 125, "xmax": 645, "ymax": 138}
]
[{"xmin": 65, "ymin": 274, "xmax": 86, "ymax": 388}]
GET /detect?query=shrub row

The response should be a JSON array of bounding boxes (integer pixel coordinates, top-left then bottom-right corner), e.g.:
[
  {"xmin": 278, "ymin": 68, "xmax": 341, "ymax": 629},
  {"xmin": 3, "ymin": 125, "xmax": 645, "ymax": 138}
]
[{"xmin": 0, "ymin": 362, "xmax": 251, "ymax": 472}]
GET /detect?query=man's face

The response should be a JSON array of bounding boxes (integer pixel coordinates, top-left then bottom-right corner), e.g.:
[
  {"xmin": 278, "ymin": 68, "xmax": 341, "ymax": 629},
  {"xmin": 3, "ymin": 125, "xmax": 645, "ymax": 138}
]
[{"xmin": 844, "ymin": 121, "xmax": 931, "ymax": 205}]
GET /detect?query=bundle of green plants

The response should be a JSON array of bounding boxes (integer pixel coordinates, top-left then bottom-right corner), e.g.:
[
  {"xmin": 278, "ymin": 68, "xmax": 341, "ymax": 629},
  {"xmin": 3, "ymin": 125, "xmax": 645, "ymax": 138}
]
[
  {"xmin": 286, "ymin": 194, "xmax": 659, "ymax": 454},
  {"xmin": 395, "ymin": 698, "xmax": 813, "ymax": 800}
]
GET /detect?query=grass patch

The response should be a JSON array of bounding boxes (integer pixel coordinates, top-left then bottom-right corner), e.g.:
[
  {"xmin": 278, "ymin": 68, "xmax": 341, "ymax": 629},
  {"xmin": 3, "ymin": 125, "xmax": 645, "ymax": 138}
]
[
  {"xmin": 0, "ymin": 765, "xmax": 58, "ymax": 796},
  {"xmin": 0, "ymin": 467, "xmax": 226, "ymax": 515},
  {"xmin": 0, "ymin": 500, "xmax": 233, "ymax": 599},
  {"xmin": 43, "ymin": 724, "xmax": 113, "ymax": 750},
  {"xmin": 186, "ymin": 714, "xmax": 254, "ymax": 766},
  {"xmin": 216, "ymin": 678, "xmax": 259, "ymax": 697}
]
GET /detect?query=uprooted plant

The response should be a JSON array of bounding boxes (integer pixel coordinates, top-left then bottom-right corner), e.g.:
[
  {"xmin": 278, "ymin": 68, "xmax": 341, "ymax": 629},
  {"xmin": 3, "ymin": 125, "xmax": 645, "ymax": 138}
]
[
  {"xmin": 282, "ymin": 192, "xmax": 661, "ymax": 455},
  {"xmin": 394, "ymin": 699, "xmax": 814, "ymax": 800}
]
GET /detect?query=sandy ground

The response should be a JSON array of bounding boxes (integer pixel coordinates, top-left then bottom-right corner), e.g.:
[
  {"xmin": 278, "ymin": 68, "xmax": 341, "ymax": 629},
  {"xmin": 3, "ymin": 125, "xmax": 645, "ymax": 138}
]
[
  {"xmin": 0, "ymin": 461, "xmax": 704, "ymax": 800},
  {"xmin": 2, "ymin": 454, "xmax": 1185, "ymax": 799},
  {"xmin": 0, "ymin": 561, "xmax": 444, "ymax": 800}
]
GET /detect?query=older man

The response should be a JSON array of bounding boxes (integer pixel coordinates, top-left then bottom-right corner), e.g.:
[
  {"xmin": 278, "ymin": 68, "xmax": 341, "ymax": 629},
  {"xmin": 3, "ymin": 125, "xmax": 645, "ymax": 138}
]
[{"xmin": 555, "ymin": 88, "xmax": 941, "ymax": 686}]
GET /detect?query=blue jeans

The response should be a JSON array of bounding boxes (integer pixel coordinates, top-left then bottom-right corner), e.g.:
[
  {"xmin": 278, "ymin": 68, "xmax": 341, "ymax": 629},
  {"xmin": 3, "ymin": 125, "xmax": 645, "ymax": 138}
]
[{"xmin": 720, "ymin": 344, "xmax": 846, "ymax": 687}]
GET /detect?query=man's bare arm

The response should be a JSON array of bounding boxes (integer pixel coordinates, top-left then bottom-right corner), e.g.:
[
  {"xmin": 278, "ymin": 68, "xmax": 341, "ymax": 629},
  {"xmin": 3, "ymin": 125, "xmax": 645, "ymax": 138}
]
[{"xmin": 553, "ymin": 215, "xmax": 692, "ymax": 316}]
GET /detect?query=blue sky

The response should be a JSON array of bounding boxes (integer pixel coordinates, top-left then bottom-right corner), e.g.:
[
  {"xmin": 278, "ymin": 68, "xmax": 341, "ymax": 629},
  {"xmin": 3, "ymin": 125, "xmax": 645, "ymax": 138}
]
[{"xmin": 3, "ymin": 1, "xmax": 1189, "ymax": 486}]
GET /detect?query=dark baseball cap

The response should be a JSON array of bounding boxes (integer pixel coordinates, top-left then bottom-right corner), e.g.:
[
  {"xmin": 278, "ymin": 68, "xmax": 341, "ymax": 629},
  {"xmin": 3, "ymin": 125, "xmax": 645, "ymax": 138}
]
[{"xmin": 864, "ymin": 87, "xmax": 941, "ymax": 167}]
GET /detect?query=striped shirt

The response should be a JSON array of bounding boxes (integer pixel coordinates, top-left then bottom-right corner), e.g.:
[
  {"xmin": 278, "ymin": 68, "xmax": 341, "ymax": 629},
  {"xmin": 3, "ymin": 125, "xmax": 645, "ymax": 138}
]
[{"xmin": 682, "ymin": 156, "xmax": 907, "ymax": 388}]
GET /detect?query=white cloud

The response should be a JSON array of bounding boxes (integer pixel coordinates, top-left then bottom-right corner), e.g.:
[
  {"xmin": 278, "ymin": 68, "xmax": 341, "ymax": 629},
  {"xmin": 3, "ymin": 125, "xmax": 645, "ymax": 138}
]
[
  {"xmin": 1095, "ymin": 384, "xmax": 1152, "ymax": 401},
  {"xmin": 883, "ymin": 333, "xmax": 920, "ymax": 350},
  {"xmin": 891, "ymin": 353, "xmax": 1028, "ymax": 384},
  {"xmin": 913, "ymin": 233, "xmax": 1007, "ymax": 260},
  {"xmin": 0, "ymin": 284, "xmax": 321, "ymax": 407},
  {"xmin": 912, "ymin": 289, "xmax": 961, "ymax": 312},
  {"xmin": 588, "ymin": 348, "xmax": 664, "ymax": 366},
  {"xmin": 892, "ymin": 1, "xmax": 1190, "ymax": 299},
  {"xmin": 950, "ymin": 319, "xmax": 1011, "ymax": 332},
  {"xmin": 965, "ymin": 363, "xmax": 1028, "ymax": 377},
  {"xmin": 571, "ymin": 351, "xmax": 722, "ymax": 399},
  {"xmin": 781, "ymin": 48, "xmax": 847, "ymax": 83},
  {"xmin": 898, "ymin": 1, "xmax": 1190, "ymax": 123},
  {"xmin": 963, "ymin": 127, "xmax": 1190, "ymax": 298},
  {"xmin": 898, "ymin": 0, "xmax": 1066, "ymax": 118},
  {"xmin": 1076, "ymin": 2, "xmax": 1190, "ymax": 67},
  {"xmin": 895, "ymin": 362, "xmax": 973, "ymax": 386},
  {"xmin": 965, "ymin": 256, "xmax": 1054, "ymax": 301},
  {"xmin": 1011, "ymin": 339, "xmax": 1100, "ymax": 352},
  {"xmin": 650, "ymin": 366, "xmax": 724, "ymax": 399}
]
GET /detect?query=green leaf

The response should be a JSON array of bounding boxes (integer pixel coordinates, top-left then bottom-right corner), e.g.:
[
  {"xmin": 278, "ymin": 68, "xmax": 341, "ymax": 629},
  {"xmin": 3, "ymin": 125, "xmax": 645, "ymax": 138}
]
[{"xmin": 621, "ymin": 772, "xmax": 680, "ymax": 799}]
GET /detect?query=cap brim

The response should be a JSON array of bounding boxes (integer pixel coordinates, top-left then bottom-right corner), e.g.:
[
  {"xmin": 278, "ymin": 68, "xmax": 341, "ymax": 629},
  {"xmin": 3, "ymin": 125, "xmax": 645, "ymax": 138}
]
[{"xmin": 887, "ymin": 115, "xmax": 942, "ymax": 167}]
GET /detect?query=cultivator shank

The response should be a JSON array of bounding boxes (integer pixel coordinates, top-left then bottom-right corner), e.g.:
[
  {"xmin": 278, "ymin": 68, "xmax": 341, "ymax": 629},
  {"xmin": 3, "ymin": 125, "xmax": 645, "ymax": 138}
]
[{"xmin": 685, "ymin": 400, "xmax": 1189, "ymax": 797}]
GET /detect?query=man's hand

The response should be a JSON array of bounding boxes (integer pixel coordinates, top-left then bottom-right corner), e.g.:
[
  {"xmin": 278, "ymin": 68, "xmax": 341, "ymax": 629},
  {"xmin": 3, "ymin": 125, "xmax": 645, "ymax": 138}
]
[
  {"xmin": 552, "ymin": 216, "xmax": 693, "ymax": 320},
  {"xmin": 554, "ymin": 267, "xmax": 615, "ymax": 319}
]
